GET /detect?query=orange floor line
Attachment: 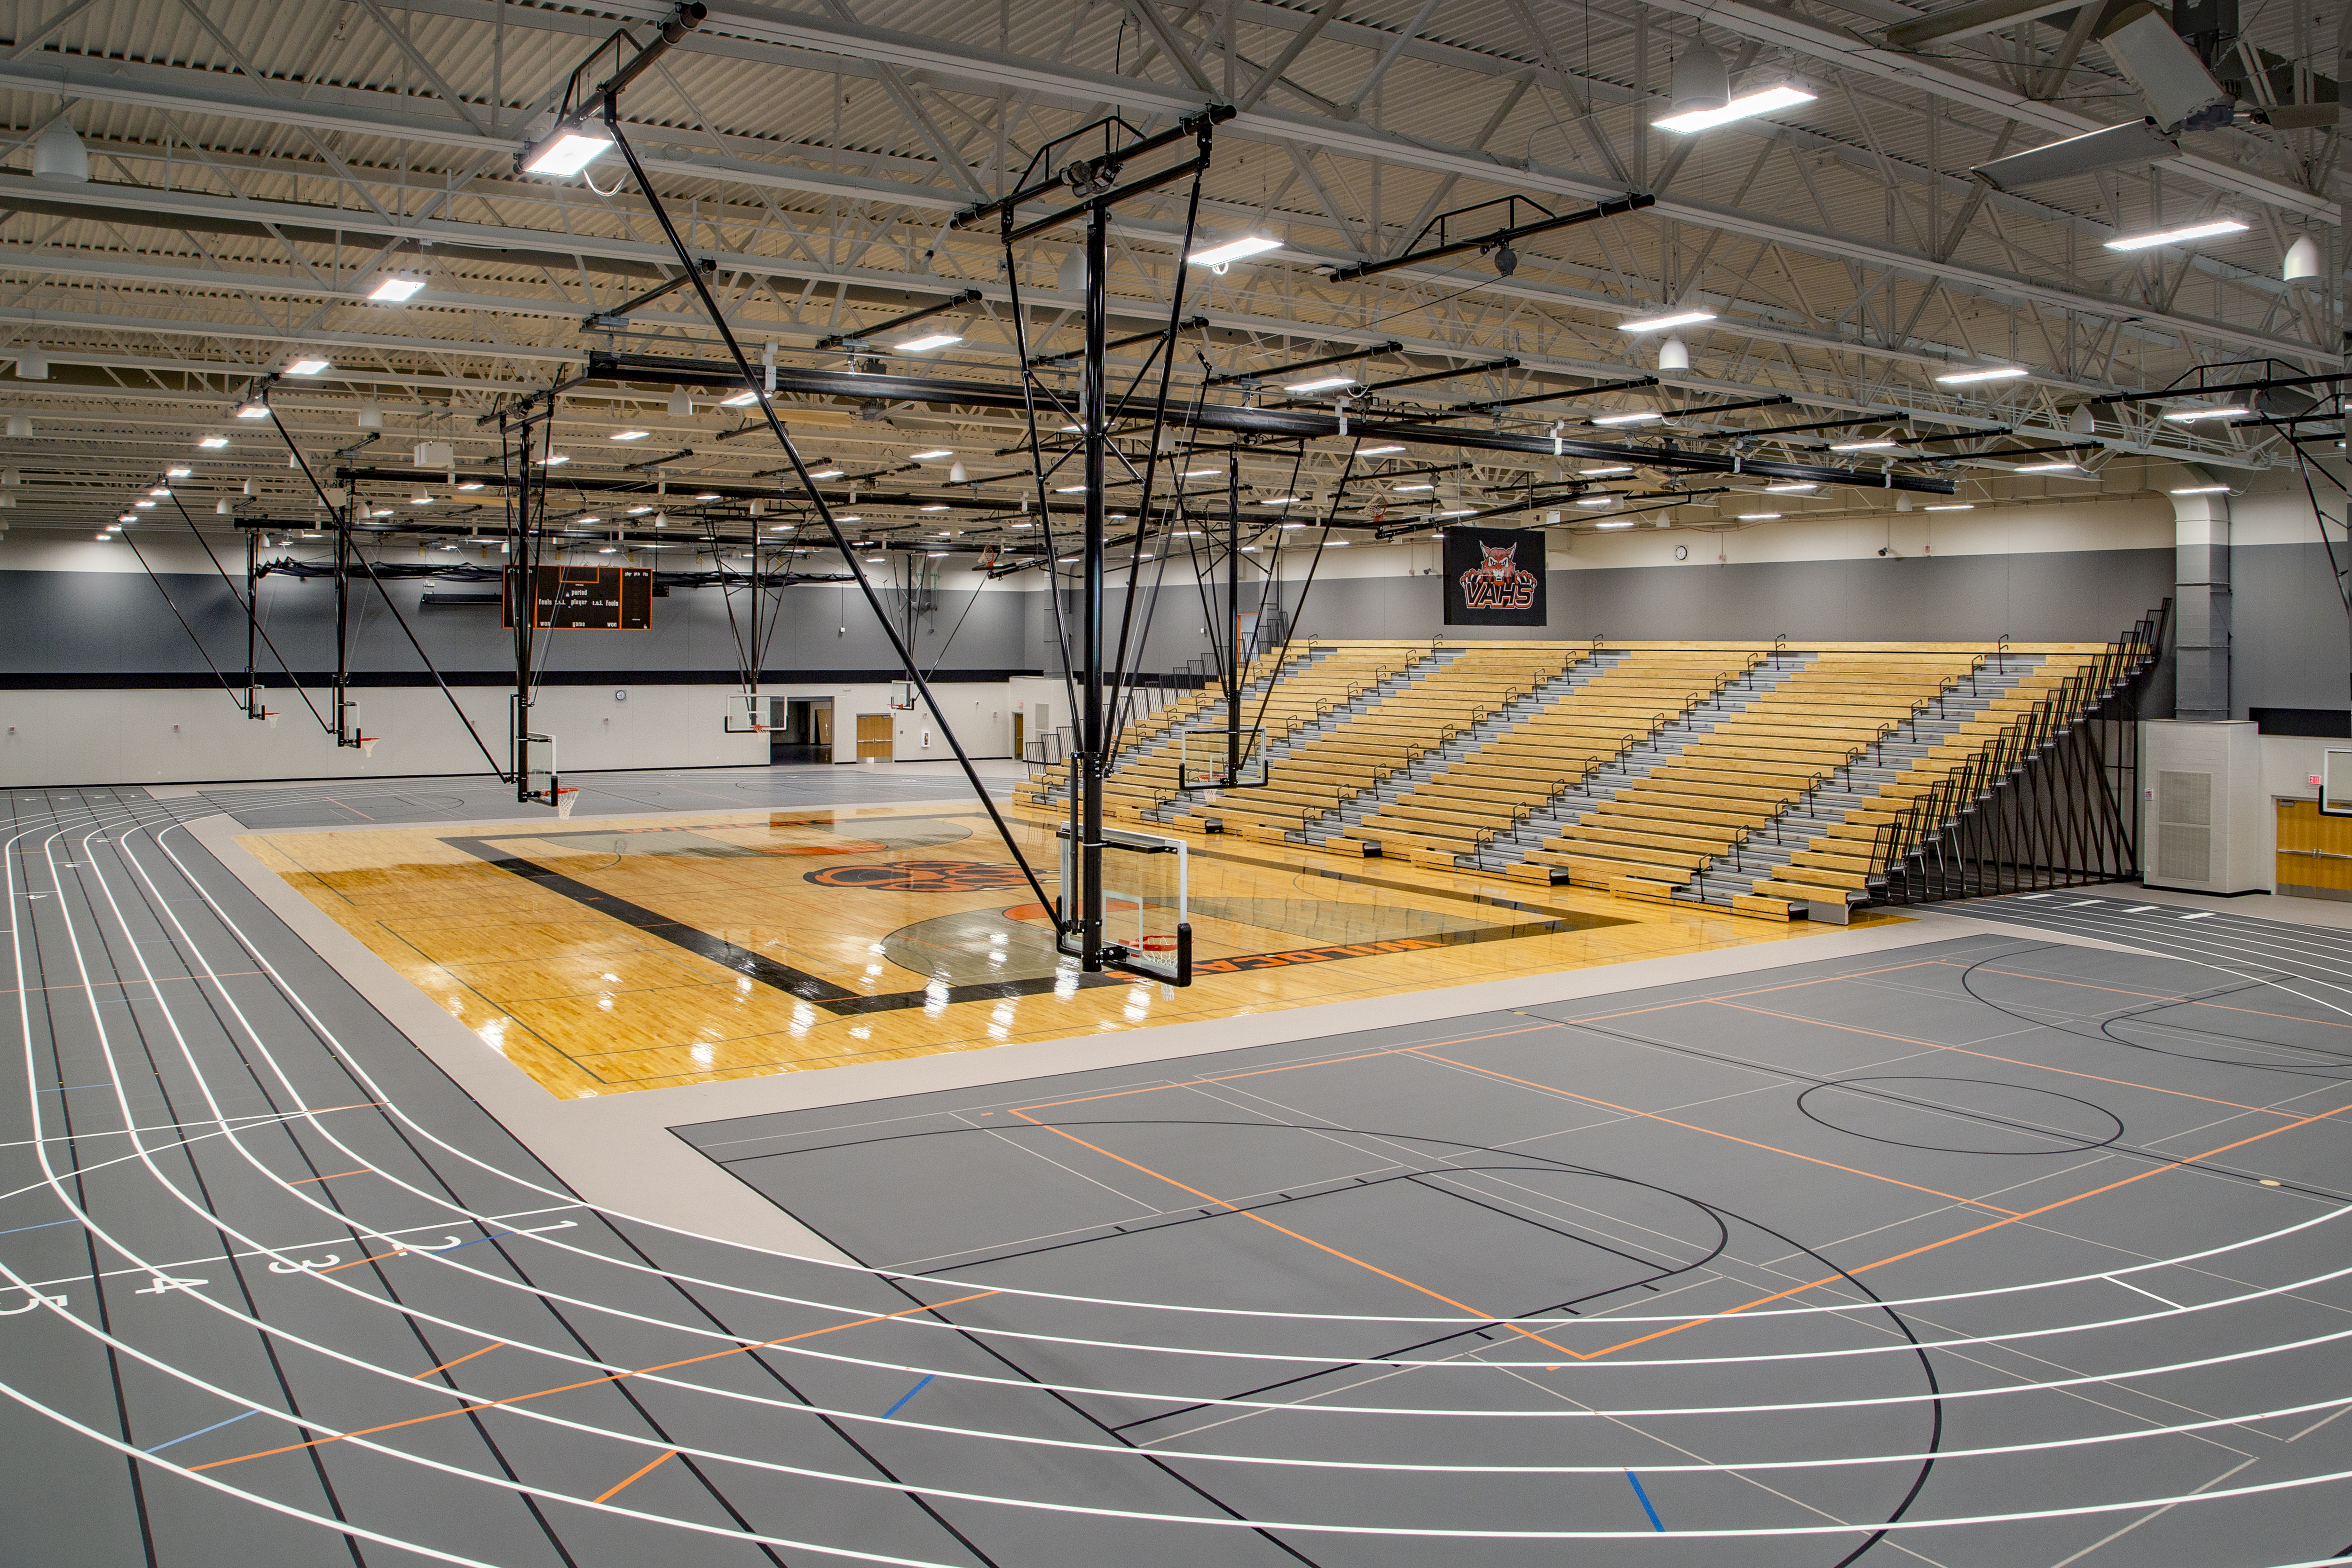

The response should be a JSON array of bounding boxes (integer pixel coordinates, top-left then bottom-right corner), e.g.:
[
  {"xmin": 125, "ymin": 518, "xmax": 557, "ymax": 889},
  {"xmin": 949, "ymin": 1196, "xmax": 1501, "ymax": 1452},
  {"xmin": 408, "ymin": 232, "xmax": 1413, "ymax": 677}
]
[
  {"xmin": 412, "ymin": 1342, "xmax": 504, "ymax": 1380},
  {"xmin": 1405, "ymin": 1048, "xmax": 2017, "ymax": 1215},
  {"xmin": 286, "ymin": 1169, "xmax": 371, "ymax": 1187},
  {"xmin": 1007, "ymin": 1110, "xmax": 1588, "ymax": 1360},
  {"xmin": 1943, "ymin": 961, "xmax": 2352, "ymax": 1033},
  {"xmin": 1709, "ymin": 998, "xmax": 2288, "ymax": 1116},
  {"xmin": 592, "ymin": 1448, "xmax": 678, "ymax": 1503},
  {"xmin": 190, "ymin": 1290, "xmax": 1000, "ymax": 1473},
  {"xmin": 1010, "ymin": 961, "xmax": 1957, "ymax": 1119},
  {"xmin": 1403, "ymin": 1048, "xmax": 2352, "ymax": 1359}
]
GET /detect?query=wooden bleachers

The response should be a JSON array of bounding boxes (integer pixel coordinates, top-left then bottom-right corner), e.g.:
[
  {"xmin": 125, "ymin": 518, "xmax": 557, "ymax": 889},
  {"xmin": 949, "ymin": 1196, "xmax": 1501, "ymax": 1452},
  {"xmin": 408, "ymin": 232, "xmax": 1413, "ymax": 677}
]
[
  {"xmin": 1338, "ymin": 648, "xmax": 1760, "ymax": 861},
  {"xmin": 1169, "ymin": 644, "xmax": 1574, "ymax": 840},
  {"xmin": 1745, "ymin": 650, "xmax": 2112, "ymax": 906},
  {"xmin": 1520, "ymin": 651, "xmax": 1983, "ymax": 895}
]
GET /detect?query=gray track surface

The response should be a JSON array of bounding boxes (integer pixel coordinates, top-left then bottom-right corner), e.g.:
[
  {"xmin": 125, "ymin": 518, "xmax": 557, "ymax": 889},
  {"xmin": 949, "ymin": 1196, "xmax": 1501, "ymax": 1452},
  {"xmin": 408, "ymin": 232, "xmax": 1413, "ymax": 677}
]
[{"xmin": 5, "ymin": 774, "xmax": 2351, "ymax": 1568}]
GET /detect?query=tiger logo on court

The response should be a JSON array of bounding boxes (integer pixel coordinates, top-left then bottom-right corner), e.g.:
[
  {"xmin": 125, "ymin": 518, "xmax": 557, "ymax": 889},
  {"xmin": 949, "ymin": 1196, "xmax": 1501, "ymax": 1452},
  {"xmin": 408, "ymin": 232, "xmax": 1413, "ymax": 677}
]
[
  {"xmin": 805, "ymin": 860, "xmax": 1031, "ymax": 892},
  {"xmin": 1459, "ymin": 539, "xmax": 1538, "ymax": 610}
]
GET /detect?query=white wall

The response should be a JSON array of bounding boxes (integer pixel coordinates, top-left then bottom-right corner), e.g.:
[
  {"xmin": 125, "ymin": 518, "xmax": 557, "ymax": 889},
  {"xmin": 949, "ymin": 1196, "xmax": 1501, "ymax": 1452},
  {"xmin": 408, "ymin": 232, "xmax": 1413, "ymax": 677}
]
[
  {"xmin": 758, "ymin": 679, "xmax": 1010, "ymax": 764},
  {"xmin": 0, "ymin": 682, "xmax": 769, "ymax": 788}
]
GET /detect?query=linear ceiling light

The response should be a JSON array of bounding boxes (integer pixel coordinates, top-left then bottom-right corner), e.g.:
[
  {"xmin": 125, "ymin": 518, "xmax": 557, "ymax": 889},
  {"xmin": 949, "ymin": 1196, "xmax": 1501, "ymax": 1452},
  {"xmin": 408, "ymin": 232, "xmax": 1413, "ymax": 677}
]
[
  {"xmin": 1594, "ymin": 519, "xmax": 1636, "ymax": 529},
  {"xmin": 895, "ymin": 332, "xmax": 963, "ymax": 353},
  {"xmin": 1653, "ymin": 84, "xmax": 1816, "ymax": 134},
  {"xmin": 1285, "ymin": 375, "xmax": 1356, "ymax": 393},
  {"xmin": 2013, "ymin": 460, "xmax": 2080, "ymax": 472},
  {"xmin": 911, "ymin": 449, "xmax": 953, "ymax": 460},
  {"xmin": 1580, "ymin": 465, "xmax": 1635, "ymax": 477},
  {"xmin": 610, "ymin": 430, "xmax": 649, "ymax": 441},
  {"xmin": 1925, "ymin": 503, "xmax": 1975, "ymax": 511},
  {"xmin": 1763, "ymin": 481, "xmax": 1817, "ymax": 493},
  {"xmin": 1187, "ymin": 235, "xmax": 1284, "ymax": 268},
  {"xmin": 235, "ymin": 401, "xmax": 269, "ymax": 418},
  {"xmin": 1592, "ymin": 410, "xmax": 1663, "ymax": 425},
  {"xmin": 2169, "ymin": 484, "xmax": 2231, "ymax": 495},
  {"xmin": 198, "ymin": 436, "xmax": 229, "ymax": 448},
  {"xmin": 1831, "ymin": 439, "xmax": 1897, "ymax": 450},
  {"xmin": 2160, "ymin": 405, "xmax": 2248, "ymax": 422},
  {"xmin": 368, "ymin": 273, "xmax": 425, "ymax": 302},
  {"xmin": 1619, "ymin": 309, "xmax": 1716, "ymax": 332},
  {"xmin": 721, "ymin": 390, "xmax": 761, "ymax": 407},
  {"xmin": 2102, "ymin": 217, "xmax": 2248, "ymax": 252},
  {"xmin": 285, "ymin": 358, "xmax": 331, "ymax": 376},
  {"xmin": 1359, "ymin": 444, "xmax": 1406, "ymax": 455},
  {"xmin": 1935, "ymin": 366, "xmax": 2028, "ymax": 385},
  {"xmin": 1737, "ymin": 512, "xmax": 1782, "ymax": 520}
]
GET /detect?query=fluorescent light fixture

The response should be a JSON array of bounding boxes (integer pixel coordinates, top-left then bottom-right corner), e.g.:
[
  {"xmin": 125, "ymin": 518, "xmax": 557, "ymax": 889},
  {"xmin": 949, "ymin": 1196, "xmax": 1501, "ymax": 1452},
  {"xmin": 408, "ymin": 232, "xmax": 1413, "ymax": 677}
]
[
  {"xmin": 410, "ymin": 494, "xmax": 433, "ymax": 506},
  {"xmin": 165, "ymin": 466, "xmax": 191, "ymax": 478},
  {"xmin": 626, "ymin": 505, "xmax": 653, "ymax": 515},
  {"xmin": 1394, "ymin": 482, "xmax": 1436, "ymax": 492},
  {"xmin": 911, "ymin": 449, "xmax": 953, "ymax": 460},
  {"xmin": 1653, "ymin": 84, "xmax": 1817, "ymax": 134},
  {"xmin": 575, "ymin": 515, "xmax": 600, "ymax": 525},
  {"xmin": 1831, "ymin": 439, "xmax": 1897, "ymax": 451},
  {"xmin": 148, "ymin": 487, "xmax": 170, "ymax": 497},
  {"xmin": 1280, "ymin": 521, "xmax": 1309, "ymax": 528},
  {"xmin": 721, "ymin": 390, "xmax": 760, "ymax": 407},
  {"xmin": 1059, "ymin": 423, "xmax": 1083, "ymax": 433},
  {"xmin": 1737, "ymin": 512, "xmax": 1782, "ymax": 520},
  {"xmin": 2160, "ymin": 405, "xmax": 2248, "ymax": 422},
  {"xmin": 895, "ymin": 332, "xmax": 962, "ymax": 353},
  {"xmin": 1285, "ymin": 375, "xmax": 1355, "ymax": 393},
  {"xmin": 1934, "ymin": 365, "xmax": 2028, "ymax": 385},
  {"xmin": 598, "ymin": 546, "xmax": 617, "ymax": 555},
  {"xmin": 1618, "ymin": 309, "xmax": 1716, "ymax": 332},
  {"xmin": 834, "ymin": 514, "xmax": 862, "ymax": 523},
  {"xmin": 538, "ymin": 453, "xmax": 568, "ymax": 465},
  {"xmin": 1187, "ymin": 235, "xmax": 1284, "ymax": 268},
  {"xmin": 457, "ymin": 481, "xmax": 485, "ymax": 491},
  {"xmin": 2013, "ymin": 460, "xmax": 2079, "ymax": 473},
  {"xmin": 1054, "ymin": 485, "xmax": 1087, "ymax": 494},
  {"xmin": 1925, "ymin": 503, "xmax": 1975, "ymax": 511},
  {"xmin": 1436, "ymin": 507, "xmax": 1478, "ymax": 517},
  {"xmin": 1763, "ymin": 481, "xmax": 1817, "ymax": 493},
  {"xmin": 1260, "ymin": 495, "xmax": 1300, "ymax": 505},
  {"xmin": 1579, "ymin": 465, "xmax": 1634, "ymax": 476},
  {"xmin": 522, "ymin": 129, "xmax": 612, "ymax": 178},
  {"xmin": 369, "ymin": 507, "xmax": 394, "ymax": 518},
  {"xmin": 117, "ymin": 513, "xmax": 134, "ymax": 522},
  {"xmin": 927, "ymin": 551, "xmax": 949, "ymax": 558},
  {"xmin": 285, "ymin": 358, "xmax": 330, "ymax": 376},
  {"xmin": 1592, "ymin": 410, "xmax": 1662, "ymax": 425},
  {"xmin": 235, "ymin": 402, "xmax": 268, "ymax": 418},
  {"xmin": 1180, "ymin": 468, "xmax": 1221, "ymax": 478},
  {"xmin": 1360, "ymin": 444, "xmax": 1406, "ymax": 455},
  {"xmin": 919, "ymin": 503, "xmax": 951, "ymax": 512},
  {"xmin": 133, "ymin": 499, "xmax": 155, "ymax": 508},
  {"xmin": 2103, "ymin": 217, "xmax": 2248, "ymax": 252},
  {"xmin": 695, "ymin": 492, "xmax": 720, "ymax": 500},
  {"xmin": 1594, "ymin": 519, "xmax": 1636, "ymax": 529},
  {"xmin": 1575, "ymin": 494, "xmax": 1619, "ymax": 506},
  {"xmin": 2169, "ymin": 484, "xmax": 2230, "ymax": 495},
  {"xmin": 610, "ymin": 430, "xmax": 648, "ymax": 441},
  {"xmin": 369, "ymin": 273, "xmax": 425, "ymax": 302},
  {"xmin": 198, "ymin": 436, "xmax": 229, "ymax": 448}
]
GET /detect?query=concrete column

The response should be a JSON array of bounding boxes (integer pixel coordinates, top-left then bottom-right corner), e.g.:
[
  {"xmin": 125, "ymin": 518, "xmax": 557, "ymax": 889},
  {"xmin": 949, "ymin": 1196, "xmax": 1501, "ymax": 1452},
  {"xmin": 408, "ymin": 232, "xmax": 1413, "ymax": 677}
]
[{"xmin": 2171, "ymin": 469, "xmax": 2231, "ymax": 721}]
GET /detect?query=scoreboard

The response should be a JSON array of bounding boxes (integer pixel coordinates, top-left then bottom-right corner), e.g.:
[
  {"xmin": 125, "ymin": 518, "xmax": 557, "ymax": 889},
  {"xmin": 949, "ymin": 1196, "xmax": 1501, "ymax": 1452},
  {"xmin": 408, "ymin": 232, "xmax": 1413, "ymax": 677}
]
[{"xmin": 502, "ymin": 565, "xmax": 652, "ymax": 630}]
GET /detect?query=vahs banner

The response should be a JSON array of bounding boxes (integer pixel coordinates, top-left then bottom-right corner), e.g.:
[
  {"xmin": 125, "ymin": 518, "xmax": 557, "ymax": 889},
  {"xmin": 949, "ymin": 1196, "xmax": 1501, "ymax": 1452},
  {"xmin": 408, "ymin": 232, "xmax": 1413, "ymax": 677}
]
[{"xmin": 1442, "ymin": 528, "xmax": 1546, "ymax": 626}]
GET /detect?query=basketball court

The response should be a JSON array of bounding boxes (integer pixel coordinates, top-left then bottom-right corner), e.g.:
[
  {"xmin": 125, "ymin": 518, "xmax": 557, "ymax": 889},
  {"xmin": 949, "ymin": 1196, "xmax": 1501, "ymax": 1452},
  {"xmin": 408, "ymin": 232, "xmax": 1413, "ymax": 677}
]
[{"xmin": 238, "ymin": 798, "xmax": 1820, "ymax": 1096}]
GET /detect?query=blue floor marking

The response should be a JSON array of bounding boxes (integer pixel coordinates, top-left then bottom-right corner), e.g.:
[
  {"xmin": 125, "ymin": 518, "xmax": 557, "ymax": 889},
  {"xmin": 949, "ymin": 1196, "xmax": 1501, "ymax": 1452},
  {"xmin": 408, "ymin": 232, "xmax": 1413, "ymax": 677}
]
[
  {"xmin": 1625, "ymin": 1470, "xmax": 1665, "ymax": 1531},
  {"xmin": 145, "ymin": 1410, "xmax": 258, "ymax": 1454},
  {"xmin": 0, "ymin": 1218, "xmax": 82, "ymax": 1237},
  {"xmin": 881, "ymin": 1374, "xmax": 935, "ymax": 1420}
]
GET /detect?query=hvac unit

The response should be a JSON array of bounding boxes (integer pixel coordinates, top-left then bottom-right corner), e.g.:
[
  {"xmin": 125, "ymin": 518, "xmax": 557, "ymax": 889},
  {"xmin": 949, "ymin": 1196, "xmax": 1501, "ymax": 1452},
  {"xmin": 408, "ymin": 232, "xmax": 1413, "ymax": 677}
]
[{"xmin": 2141, "ymin": 719, "xmax": 2265, "ymax": 893}]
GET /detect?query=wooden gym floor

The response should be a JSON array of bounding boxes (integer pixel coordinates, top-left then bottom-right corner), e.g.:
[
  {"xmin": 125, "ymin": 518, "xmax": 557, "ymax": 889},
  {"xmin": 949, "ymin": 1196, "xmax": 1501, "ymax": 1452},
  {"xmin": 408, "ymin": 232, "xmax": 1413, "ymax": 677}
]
[{"xmin": 240, "ymin": 803, "xmax": 1852, "ymax": 1099}]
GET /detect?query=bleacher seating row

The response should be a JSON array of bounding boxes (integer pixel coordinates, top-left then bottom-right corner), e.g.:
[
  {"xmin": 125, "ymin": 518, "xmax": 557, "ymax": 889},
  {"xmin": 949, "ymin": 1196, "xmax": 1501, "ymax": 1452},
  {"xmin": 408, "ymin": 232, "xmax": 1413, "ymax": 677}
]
[{"xmin": 1011, "ymin": 637, "xmax": 2137, "ymax": 920}]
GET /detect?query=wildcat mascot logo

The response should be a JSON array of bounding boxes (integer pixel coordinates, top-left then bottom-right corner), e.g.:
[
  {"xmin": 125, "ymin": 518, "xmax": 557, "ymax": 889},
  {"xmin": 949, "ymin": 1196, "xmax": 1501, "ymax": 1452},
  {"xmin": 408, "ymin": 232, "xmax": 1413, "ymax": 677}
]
[{"xmin": 1458, "ymin": 539, "xmax": 1539, "ymax": 610}]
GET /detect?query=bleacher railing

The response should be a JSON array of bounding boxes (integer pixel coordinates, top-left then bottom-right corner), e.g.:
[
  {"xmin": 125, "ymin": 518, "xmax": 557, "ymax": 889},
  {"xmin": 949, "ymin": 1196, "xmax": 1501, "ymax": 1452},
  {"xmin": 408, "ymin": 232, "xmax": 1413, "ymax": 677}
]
[{"xmin": 1867, "ymin": 600, "xmax": 2170, "ymax": 905}]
